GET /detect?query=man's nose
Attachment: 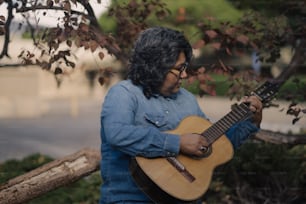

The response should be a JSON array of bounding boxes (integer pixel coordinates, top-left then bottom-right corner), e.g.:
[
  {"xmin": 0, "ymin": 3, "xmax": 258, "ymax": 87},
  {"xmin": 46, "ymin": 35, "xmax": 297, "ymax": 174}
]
[{"xmin": 180, "ymin": 69, "xmax": 188, "ymax": 79}]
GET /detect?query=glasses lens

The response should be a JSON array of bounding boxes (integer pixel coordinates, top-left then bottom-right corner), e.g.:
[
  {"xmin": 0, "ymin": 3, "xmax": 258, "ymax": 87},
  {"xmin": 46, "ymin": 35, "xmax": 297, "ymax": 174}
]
[{"xmin": 179, "ymin": 63, "xmax": 188, "ymax": 74}]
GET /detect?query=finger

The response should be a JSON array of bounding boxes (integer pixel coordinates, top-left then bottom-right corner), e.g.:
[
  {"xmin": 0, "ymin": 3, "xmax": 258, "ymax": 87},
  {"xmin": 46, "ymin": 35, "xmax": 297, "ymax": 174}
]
[{"xmin": 249, "ymin": 105, "xmax": 257, "ymax": 112}]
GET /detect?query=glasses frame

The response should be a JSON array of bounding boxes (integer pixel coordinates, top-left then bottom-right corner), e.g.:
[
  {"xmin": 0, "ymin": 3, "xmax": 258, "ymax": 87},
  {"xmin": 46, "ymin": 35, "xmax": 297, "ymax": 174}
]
[{"xmin": 169, "ymin": 62, "xmax": 189, "ymax": 78}]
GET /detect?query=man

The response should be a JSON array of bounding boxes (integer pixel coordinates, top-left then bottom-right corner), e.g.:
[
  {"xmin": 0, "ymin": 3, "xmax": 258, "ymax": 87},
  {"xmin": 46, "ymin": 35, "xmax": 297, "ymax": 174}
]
[{"xmin": 99, "ymin": 26, "xmax": 263, "ymax": 204}]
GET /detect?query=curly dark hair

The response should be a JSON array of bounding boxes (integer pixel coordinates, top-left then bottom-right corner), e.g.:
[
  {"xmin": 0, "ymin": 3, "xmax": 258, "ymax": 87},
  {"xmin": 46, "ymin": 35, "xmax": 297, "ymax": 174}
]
[{"xmin": 127, "ymin": 26, "xmax": 192, "ymax": 98}]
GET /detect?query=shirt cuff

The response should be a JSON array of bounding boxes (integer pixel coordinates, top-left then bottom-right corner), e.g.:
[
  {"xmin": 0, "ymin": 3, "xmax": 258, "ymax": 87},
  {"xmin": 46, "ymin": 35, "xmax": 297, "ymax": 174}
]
[{"xmin": 163, "ymin": 133, "xmax": 180, "ymax": 157}]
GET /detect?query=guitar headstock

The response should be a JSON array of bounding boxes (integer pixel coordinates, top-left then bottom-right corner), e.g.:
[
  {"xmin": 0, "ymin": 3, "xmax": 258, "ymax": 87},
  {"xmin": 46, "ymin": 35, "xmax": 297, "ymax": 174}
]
[{"xmin": 250, "ymin": 81, "xmax": 282, "ymax": 105}]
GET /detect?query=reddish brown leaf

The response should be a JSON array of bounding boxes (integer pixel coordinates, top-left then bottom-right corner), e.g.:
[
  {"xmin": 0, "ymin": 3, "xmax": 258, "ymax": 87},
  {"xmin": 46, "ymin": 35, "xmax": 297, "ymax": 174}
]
[
  {"xmin": 218, "ymin": 59, "xmax": 227, "ymax": 71},
  {"xmin": 90, "ymin": 40, "xmax": 98, "ymax": 52},
  {"xmin": 79, "ymin": 23, "xmax": 89, "ymax": 32},
  {"xmin": 236, "ymin": 35, "xmax": 249, "ymax": 45},
  {"xmin": 98, "ymin": 52, "xmax": 104, "ymax": 60},
  {"xmin": 211, "ymin": 42, "xmax": 221, "ymax": 50},
  {"xmin": 192, "ymin": 40, "xmax": 205, "ymax": 49},
  {"xmin": 225, "ymin": 27, "xmax": 235, "ymax": 35},
  {"xmin": 205, "ymin": 30, "xmax": 218, "ymax": 39},
  {"xmin": 98, "ymin": 76, "xmax": 104, "ymax": 86},
  {"xmin": 226, "ymin": 47, "xmax": 232, "ymax": 56},
  {"xmin": 64, "ymin": 2, "xmax": 71, "ymax": 11}
]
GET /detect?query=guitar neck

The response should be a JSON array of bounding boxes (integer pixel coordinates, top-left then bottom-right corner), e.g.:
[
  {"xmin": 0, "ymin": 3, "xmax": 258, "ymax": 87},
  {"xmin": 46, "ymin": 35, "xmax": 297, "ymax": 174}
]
[
  {"xmin": 201, "ymin": 80, "xmax": 282, "ymax": 145},
  {"xmin": 201, "ymin": 102, "xmax": 253, "ymax": 145}
]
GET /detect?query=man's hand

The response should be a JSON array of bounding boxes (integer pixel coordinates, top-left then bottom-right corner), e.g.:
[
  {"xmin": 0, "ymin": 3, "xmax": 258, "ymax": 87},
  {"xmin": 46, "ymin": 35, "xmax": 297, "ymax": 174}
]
[
  {"xmin": 179, "ymin": 133, "xmax": 209, "ymax": 157},
  {"xmin": 243, "ymin": 95, "xmax": 263, "ymax": 127}
]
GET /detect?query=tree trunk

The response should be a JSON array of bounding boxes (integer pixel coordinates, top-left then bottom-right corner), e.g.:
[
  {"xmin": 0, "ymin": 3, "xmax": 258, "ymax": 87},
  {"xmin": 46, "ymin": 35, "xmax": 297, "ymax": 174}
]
[
  {"xmin": 254, "ymin": 129, "xmax": 306, "ymax": 145},
  {"xmin": 0, "ymin": 148, "xmax": 100, "ymax": 204}
]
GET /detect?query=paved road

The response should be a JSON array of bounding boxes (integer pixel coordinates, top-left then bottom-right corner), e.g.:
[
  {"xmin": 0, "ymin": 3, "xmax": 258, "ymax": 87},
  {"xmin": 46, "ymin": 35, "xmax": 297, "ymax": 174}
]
[
  {"xmin": 0, "ymin": 98, "xmax": 102, "ymax": 162},
  {"xmin": 0, "ymin": 96, "xmax": 305, "ymax": 163}
]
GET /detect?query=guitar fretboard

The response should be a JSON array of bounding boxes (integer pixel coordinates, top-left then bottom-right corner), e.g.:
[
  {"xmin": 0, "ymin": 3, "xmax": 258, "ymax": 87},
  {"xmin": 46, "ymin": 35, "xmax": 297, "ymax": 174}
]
[{"xmin": 202, "ymin": 103, "xmax": 252, "ymax": 145}]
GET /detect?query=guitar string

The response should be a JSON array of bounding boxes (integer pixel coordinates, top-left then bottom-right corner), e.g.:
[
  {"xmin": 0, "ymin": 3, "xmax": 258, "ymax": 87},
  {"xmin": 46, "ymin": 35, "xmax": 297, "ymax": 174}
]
[{"xmin": 203, "ymin": 103, "xmax": 251, "ymax": 144}]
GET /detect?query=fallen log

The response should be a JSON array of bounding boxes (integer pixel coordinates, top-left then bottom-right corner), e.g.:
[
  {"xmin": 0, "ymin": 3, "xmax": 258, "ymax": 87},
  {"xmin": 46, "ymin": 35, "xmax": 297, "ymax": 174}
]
[
  {"xmin": 254, "ymin": 129, "xmax": 306, "ymax": 145},
  {"xmin": 0, "ymin": 148, "xmax": 100, "ymax": 204}
]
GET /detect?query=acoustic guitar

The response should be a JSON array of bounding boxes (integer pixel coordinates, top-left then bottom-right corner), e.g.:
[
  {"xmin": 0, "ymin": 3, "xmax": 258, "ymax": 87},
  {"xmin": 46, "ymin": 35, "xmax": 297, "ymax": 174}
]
[{"xmin": 129, "ymin": 81, "xmax": 282, "ymax": 203}]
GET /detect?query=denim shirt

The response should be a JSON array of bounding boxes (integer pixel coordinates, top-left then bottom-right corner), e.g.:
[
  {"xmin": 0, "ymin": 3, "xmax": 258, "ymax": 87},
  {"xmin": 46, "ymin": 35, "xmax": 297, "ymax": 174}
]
[{"xmin": 99, "ymin": 80, "xmax": 259, "ymax": 204}]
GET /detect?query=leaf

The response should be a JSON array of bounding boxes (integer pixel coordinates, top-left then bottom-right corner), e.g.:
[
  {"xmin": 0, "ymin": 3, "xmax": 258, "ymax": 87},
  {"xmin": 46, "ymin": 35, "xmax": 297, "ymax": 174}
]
[
  {"xmin": 47, "ymin": 0, "xmax": 53, "ymax": 7},
  {"xmin": 79, "ymin": 23, "xmax": 89, "ymax": 32},
  {"xmin": 211, "ymin": 42, "xmax": 221, "ymax": 50},
  {"xmin": 292, "ymin": 117, "xmax": 301, "ymax": 125},
  {"xmin": 218, "ymin": 59, "xmax": 228, "ymax": 71},
  {"xmin": 98, "ymin": 76, "xmax": 104, "ymax": 86},
  {"xmin": 205, "ymin": 30, "xmax": 218, "ymax": 39},
  {"xmin": 192, "ymin": 40, "xmax": 205, "ymax": 49},
  {"xmin": 226, "ymin": 47, "xmax": 232, "ymax": 56},
  {"xmin": 64, "ymin": 2, "xmax": 71, "ymax": 11},
  {"xmin": 98, "ymin": 52, "xmax": 104, "ymax": 60},
  {"xmin": 225, "ymin": 27, "xmax": 235, "ymax": 35},
  {"xmin": 236, "ymin": 35, "xmax": 249, "ymax": 45},
  {"xmin": 66, "ymin": 40, "xmax": 72, "ymax": 47},
  {"xmin": 90, "ymin": 40, "xmax": 98, "ymax": 52},
  {"xmin": 54, "ymin": 67, "xmax": 62, "ymax": 75}
]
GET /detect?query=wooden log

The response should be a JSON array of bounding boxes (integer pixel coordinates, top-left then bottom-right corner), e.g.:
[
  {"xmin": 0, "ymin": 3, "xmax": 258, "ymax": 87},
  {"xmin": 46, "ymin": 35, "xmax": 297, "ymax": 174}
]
[
  {"xmin": 0, "ymin": 148, "xmax": 100, "ymax": 204},
  {"xmin": 254, "ymin": 129, "xmax": 306, "ymax": 145}
]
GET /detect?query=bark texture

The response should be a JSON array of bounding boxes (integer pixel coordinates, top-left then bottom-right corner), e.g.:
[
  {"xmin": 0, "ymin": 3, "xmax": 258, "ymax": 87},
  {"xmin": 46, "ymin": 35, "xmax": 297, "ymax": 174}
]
[{"xmin": 0, "ymin": 148, "xmax": 100, "ymax": 204}]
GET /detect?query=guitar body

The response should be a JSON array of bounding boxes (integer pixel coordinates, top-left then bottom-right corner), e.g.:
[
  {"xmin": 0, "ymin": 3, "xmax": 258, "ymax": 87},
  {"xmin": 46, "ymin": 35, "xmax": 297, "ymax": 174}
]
[{"xmin": 129, "ymin": 115, "xmax": 234, "ymax": 203}]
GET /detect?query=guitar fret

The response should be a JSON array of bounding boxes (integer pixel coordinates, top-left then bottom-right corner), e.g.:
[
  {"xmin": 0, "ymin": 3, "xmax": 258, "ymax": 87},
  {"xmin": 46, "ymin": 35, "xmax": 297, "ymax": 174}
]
[
  {"xmin": 220, "ymin": 115, "xmax": 232, "ymax": 126},
  {"xmin": 240, "ymin": 104, "xmax": 250, "ymax": 114},
  {"xmin": 202, "ymin": 104, "xmax": 251, "ymax": 145},
  {"xmin": 233, "ymin": 106, "xmax": 245, "ymax": 117},
  {"xmin": 225, "ymin": 114, "xmax": 237, "ymax": 124},
  {"xmin": 209, "ymin": 125, "xmax": 222, "ymax": 137}
]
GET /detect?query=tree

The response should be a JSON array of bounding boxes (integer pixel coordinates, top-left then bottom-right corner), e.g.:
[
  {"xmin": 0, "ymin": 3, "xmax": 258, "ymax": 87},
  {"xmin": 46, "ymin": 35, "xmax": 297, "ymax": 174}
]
[{"xmin": 2, "ymin": 0, "xmax": 304, "ymax": 132}]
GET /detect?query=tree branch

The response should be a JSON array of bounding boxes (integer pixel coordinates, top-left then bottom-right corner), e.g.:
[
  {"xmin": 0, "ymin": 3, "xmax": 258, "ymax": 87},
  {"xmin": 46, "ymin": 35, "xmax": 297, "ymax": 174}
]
[
  {"xmin": 254, "ymin": 129, "xmax": 306, "ymax": 145},
  {"xmin": 0, "ymin": 0, "xmax": 13, "ymax": 59},
  {"xmin": 274, "ymin": 38, "xmax": 306, "ymax": 84}
]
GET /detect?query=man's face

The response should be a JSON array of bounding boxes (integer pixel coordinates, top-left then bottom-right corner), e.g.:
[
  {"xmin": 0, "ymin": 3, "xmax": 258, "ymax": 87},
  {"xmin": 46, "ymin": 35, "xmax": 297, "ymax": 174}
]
[{"xmin": 159, "ymin": 52, "xmax": 188, "ymax": 96}]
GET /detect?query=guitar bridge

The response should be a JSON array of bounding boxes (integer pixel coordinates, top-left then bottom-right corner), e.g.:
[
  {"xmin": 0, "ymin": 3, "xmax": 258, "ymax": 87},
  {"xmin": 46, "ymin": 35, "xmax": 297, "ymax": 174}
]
[{"xmin": 166, "ymin": 157, "xmax": 195, "ymax": 183}]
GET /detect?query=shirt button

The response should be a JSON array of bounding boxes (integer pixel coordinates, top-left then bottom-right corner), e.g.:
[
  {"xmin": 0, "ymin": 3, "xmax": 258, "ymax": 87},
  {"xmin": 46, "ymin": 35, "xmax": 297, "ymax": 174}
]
[
  {"xmin": 165, "ymin": 110, "xmax": 169, "ymax": 114},
  {"xmin": 155, "ymin": 121, "xmax": 159, "ymax": 125}
]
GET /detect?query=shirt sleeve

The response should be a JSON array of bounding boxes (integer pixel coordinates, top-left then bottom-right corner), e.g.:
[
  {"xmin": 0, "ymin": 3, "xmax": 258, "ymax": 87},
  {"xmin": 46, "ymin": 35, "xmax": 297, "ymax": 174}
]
[
  {"xmin": 101, "ymin": 84, "xmax": 180, "ymax": 158},
  {"xmin": 225, "ymin": 120, "xmax": 260, "ymax": 149}
]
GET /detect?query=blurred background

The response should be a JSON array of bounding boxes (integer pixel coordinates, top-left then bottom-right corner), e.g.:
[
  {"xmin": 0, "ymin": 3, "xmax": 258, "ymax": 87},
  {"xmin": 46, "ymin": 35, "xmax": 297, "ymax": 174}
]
[{"xmin": 0, "ymin": 0, "xmax": 305, "ymax": 203}]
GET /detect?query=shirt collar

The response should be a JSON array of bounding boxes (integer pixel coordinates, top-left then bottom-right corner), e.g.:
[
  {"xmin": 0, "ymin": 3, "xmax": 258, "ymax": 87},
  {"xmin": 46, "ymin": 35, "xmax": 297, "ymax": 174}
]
[{"xmin": 152, "ymin": 92, "xmax": 178, "ymax": 100}]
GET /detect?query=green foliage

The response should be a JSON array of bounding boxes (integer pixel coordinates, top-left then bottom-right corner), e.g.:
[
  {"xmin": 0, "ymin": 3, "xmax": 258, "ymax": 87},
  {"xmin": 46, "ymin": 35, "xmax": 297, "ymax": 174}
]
[
  {"xmin": 28, "ymin": 172, "xmax": 101, "ymax": 204},
  {"xmin": 183, "ymin": 74, "xmax": 306, "ymax": 100},
  {"xmin": 98, "ymin": 0, "xmax": 242, "ymax": 41}
]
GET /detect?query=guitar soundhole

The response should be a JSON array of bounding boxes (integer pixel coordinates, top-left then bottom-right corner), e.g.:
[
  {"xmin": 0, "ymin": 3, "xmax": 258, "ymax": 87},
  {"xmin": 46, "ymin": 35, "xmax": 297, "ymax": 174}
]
[{"xmin": 195, "ymin": 145, "xmax": 212, "ymax": 159}]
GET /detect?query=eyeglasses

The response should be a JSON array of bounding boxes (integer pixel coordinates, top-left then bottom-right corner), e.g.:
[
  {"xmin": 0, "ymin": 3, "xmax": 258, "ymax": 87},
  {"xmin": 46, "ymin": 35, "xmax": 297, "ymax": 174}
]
[{"xmin": 169, "ymin": 62, "xmax": 189, "ymax": 78}]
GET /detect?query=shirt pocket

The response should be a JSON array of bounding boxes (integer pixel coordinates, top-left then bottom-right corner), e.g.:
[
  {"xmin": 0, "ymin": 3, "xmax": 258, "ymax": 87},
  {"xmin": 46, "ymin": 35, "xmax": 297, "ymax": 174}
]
[{"xmin": 144, "ymin": 112, "xmax": 168, "ymax": 128}]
